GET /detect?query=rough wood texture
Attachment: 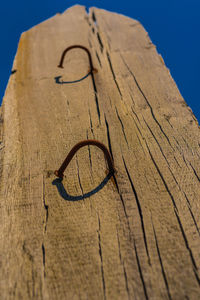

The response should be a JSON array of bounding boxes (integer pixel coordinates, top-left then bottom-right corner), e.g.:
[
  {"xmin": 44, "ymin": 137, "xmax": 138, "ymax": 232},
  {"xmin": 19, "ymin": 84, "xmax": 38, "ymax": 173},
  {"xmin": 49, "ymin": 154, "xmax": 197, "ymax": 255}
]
[{"xmin": 1, "ymin": 5, "xmax": 200, "ymax": 300}]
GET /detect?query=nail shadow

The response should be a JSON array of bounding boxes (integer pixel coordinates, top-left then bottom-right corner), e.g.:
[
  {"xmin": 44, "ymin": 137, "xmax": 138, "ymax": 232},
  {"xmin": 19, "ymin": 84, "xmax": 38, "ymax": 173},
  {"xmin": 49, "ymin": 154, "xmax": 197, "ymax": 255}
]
[
  {"xmin": 54, "ymin": 71, "xmax": 91, "ymax": 84},
  {"xmin": 52, "ymin": 171, "xmax": 114, "ymax": 201}
]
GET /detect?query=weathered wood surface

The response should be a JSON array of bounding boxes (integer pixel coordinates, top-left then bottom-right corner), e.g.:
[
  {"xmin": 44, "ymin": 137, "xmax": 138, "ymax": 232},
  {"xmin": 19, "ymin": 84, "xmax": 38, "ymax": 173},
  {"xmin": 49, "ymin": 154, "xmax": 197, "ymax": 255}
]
[{"xmin": 0, "ymin": 5, "xmax": 200, "ymax": 300}]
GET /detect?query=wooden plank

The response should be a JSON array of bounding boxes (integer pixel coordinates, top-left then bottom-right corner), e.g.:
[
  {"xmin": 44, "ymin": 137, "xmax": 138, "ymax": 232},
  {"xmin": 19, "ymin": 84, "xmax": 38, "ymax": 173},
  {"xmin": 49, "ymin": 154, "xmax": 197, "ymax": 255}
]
[{"xmin": 0, "ymin": 5, "xmax": 200, "ymax": 299}]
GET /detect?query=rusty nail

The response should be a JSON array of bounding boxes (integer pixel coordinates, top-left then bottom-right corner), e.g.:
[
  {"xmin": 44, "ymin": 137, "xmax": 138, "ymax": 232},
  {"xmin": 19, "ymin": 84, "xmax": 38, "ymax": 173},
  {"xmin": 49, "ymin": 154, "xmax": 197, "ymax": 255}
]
[
  {"xmin": 57, "ymin": 45, "xmax": 98, "ymax": 74},
  {"xmin": 54, "ymin": 140, "xmax": 114, "ymax": 178}
]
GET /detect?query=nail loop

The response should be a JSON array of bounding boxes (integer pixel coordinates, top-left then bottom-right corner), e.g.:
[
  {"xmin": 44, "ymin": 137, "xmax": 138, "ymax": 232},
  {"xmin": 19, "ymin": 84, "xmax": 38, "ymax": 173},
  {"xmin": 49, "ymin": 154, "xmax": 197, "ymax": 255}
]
[
  {"xmin": 54, "ymin": 140, "xmax": 114, "ymax": 178},
  {"xmin": 55, "ymin": 45, "xmax": 97, "ymax": 84}
]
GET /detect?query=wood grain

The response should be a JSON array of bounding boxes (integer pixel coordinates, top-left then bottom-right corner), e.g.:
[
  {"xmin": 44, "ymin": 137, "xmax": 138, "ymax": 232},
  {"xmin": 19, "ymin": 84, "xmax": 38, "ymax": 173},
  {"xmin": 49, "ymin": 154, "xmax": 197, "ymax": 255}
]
[{"xmin": 0, "ymin": 5, "xmax": 200, "ymax": 299}]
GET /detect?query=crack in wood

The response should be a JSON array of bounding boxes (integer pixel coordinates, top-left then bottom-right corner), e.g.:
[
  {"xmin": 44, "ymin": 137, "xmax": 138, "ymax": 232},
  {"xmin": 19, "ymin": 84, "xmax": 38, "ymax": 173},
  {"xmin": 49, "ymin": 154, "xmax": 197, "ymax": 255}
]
[
  {"xmin": 189, "ymin": 162, "xmax": 200, "ymax": 182},
  {"xmin": 174, "ymin": 209, "xmax": 200, "ymax": 286},
  {"xmin": 120, "ymin": 54, "xmax": 173, "ymax": 148},
  {"xmin": 173, "ymin": 155, "xmax": 181, "ymax": 168},
  {"xmin": 90, "ymin": 69, "xmax": 101, "ymax": 123},
  {"xmin": 144, "ymin": 140, "xmax": 178, "ymax": 210},
  {"xmin": 95, "ymin": 51, "xmax": 102, "ymax": 67},
  {"xmin": 130, "ymin": 109, "xmax": 146, "ymax": 155},
  {"xmin": 86, "ymin": 130, "xmax": 93, "ymax": 171},
  {"xmin": 135, "ymin": 131, "xmax": 146, "ymax": 155},
  {"xmin": 116, "ymin": 229, "xmax": 123, "ymax": 263},
  {"xmin": 116, "ymin": 230, "xmax": 130, "ymax": 299},
  {"xmin": 90, "ymin": 10, "xmax": 104, "ymax": 54},
  {"xmin": 143, "ymin": 116, "xmax": 179, "ymax": 186},
  {"xmin": 113, "ymin": 174, "xmax": 128, "ymax": 221},
  {"xmin": 173, "ymin": 135, "xmax": 181, "ymax": 150},
  {"xmin": 182, "ymin": 136, "xmax": 190, "ymax": 151},
  {"xmin": 183, "ymin": 192, "xmax": 200, "ymax": 237},
  {"xmin": 97, "ymin": 215, "xmax": 106, "ymax": 300},
  {"xmin": 76, "ymin": 157, "xmax": 84, "ymax": 196},
  {"xmin": 123, "ymin": 261, "xmax": 130, "ymax": 300},
  {"xmin": 97, "ymin": 32, "xmax": 104, "ymax": 53},
  {"xmin": 106, "ymin": 52, "xmax": 122, "ymax": 97},
  {"xmin": 123, "ymin": 157, "xmax": 151, "ymax": 264},
  {"xmin": 128, "ymin": 91, "xmax": 135, "ymax": 106},
  {"xmin": 112, "ymin": 173, "xmax": 135, "ymax": 259},
  {"xmin": 115, "ymin": 106, "xmax": 129, "ymax": 146},
  {"xmin": 104, "ymin": 115, "xmax": 114, "ymax": 160},
  {"xmin": 88, "ymin": 37, "xmax": 92, "ymax": 49},
  {"xmin": 92, "ymin": 11, "xmax": 97, "ymax": 24},
  {"xmin": 182, "ymin": 154, "xmax": 189, "ymax": 169},
  {"xmin": 134, "ymin": 241, "xmax": 149, "ymax": 300},
  {"xmin": 165, "ymin": 117, "xmax": 173, "ymax": 129},
  {"xmin": 43, "ymin": 176, "xmax": 48, "ymax": 233},
  {"xmin": 130, "ymin": 110, "xmax": 143, "ymax": 135},
  {"xmin": 88, "ymin": 108, "xmax": 94, "ymax": 135},
  {"xmin": 42, "ymin": 243, "xmax": 46, "ymax": 278},
  {"xmin": 152, "ymin": 220, "xmax": 172, "ymax": 300}
]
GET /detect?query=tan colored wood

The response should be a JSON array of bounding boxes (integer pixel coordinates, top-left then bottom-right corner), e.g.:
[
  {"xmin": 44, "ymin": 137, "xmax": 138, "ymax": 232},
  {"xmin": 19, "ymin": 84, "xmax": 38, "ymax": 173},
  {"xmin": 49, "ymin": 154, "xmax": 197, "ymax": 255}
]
[{"xmin": 0, "ymin": 5, "xmax": 200, "ymax": 299}]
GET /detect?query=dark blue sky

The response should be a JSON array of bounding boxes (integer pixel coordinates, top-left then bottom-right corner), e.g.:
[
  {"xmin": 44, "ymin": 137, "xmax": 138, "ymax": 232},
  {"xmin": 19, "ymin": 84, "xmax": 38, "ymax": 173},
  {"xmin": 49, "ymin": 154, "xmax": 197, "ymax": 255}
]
[{"xmin": 0, "ymin": 1, "xmax": 199, "ymax": 121}]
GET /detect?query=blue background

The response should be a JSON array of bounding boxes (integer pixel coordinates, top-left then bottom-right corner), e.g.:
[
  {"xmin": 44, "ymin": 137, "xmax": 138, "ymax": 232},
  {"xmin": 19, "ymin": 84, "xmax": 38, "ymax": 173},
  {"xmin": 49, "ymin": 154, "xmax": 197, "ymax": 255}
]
[{"xmin": 0, "ymin": 1, "xmax": 199, "ymax": 121}]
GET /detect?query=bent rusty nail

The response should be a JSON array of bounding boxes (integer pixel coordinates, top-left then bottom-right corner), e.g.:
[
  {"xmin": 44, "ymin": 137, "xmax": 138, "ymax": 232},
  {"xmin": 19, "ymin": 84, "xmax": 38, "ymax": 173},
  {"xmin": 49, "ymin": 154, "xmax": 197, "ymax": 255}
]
[
  {"xmin": 57, "ymin": 45, "xmax": 98, "ymax": 73},
  {"xmin": 54, "ymin": 140, "xmax": 114, "ymax": 178}
]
